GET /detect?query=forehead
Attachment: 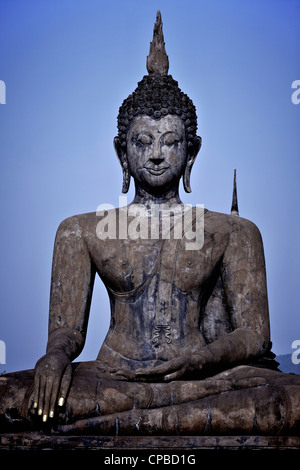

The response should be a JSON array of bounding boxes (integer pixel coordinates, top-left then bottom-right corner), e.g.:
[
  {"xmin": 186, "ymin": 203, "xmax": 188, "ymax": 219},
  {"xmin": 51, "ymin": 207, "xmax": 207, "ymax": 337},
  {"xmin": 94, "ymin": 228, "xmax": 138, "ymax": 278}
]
[{"xmin": 128, "ymin": 114, "xmax": 185, "ymax": 136}]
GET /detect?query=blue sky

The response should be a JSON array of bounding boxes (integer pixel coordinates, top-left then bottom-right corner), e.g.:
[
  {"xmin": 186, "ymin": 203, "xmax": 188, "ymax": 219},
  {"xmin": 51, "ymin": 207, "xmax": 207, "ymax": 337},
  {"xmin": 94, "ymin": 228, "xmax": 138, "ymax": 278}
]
[{"xmin": 0, "ymin": 0, "xmax": 299, "ymax": 373}]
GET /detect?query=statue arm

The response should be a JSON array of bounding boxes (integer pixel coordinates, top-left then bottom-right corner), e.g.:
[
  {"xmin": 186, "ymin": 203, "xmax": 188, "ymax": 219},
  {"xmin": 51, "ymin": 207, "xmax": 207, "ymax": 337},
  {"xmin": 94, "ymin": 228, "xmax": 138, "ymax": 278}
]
[
  {"xmin": 202, "ymin": 217, "xmax": 271, "ymax": 367},
  {"xmin": 47, "ymin": 215, "xmax": 96, "ymax": 357},
  {"xmin": 32, "ymin": 216, "xmax": 95, "ymax": 420}
]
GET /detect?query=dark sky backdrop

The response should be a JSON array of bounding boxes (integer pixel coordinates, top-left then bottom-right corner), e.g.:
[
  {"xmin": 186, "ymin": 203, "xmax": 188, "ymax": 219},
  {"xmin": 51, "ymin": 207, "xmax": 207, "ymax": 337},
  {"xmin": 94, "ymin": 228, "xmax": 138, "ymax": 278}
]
[{"xmin": 0, "ymin": 0, "xmax": 299, "ymax": 373}]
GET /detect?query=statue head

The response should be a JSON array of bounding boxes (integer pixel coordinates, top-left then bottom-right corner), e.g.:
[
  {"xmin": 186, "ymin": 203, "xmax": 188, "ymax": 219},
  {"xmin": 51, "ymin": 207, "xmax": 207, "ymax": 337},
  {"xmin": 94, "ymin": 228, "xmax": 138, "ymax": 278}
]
[{"xmin": 114, "ymin": 11, "xmax": 201, "ymax": 195}]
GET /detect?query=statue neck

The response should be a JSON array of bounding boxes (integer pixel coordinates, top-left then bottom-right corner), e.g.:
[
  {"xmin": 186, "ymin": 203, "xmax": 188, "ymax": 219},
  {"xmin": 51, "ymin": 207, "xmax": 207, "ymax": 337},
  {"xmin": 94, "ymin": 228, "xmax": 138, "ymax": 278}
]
[{"xmin": 132, "ymin": 185, "xmax": 183, "ymax": 207}]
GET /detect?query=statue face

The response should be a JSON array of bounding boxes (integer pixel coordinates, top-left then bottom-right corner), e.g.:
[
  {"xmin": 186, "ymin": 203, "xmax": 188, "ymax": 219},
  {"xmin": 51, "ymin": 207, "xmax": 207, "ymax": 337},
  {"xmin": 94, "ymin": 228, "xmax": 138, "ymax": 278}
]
[{"xmin": 126, "ymin": 115, "xmax": 188, "ymax": 194}]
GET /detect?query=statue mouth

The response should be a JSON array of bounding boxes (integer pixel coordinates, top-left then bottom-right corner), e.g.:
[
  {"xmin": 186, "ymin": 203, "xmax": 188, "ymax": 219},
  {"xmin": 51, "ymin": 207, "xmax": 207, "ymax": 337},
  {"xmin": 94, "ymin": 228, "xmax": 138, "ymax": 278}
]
[{"xmin": 144, "ymin": 166, "xmax": 169, "ymax": 176}]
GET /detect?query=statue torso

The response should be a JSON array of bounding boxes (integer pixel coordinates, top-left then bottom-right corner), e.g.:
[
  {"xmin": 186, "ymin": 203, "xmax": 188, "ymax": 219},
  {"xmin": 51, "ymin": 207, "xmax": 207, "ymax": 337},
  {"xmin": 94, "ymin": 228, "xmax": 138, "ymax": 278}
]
[{"xmin": 78, "ymin": 208, "xmax": 233, "ymax": 370}]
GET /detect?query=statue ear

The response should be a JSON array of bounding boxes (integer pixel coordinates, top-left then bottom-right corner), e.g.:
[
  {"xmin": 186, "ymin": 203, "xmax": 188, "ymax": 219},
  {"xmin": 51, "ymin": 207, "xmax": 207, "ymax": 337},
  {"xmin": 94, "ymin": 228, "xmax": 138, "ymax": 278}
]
[
  {"xmin": 183, "ymin": 136, "xmax": 202, "ymax": 193},
  {"xmin": 114, "ymin": 136, "xmax": 131, "ymax": 193}
]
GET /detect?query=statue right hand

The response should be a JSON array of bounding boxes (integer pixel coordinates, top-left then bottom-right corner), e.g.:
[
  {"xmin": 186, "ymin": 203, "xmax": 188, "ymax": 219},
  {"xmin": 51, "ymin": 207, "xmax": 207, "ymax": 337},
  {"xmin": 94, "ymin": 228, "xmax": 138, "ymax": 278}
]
[{"xmin": 32, "ymin": 351, "xmax": 72, "ymax": 422}]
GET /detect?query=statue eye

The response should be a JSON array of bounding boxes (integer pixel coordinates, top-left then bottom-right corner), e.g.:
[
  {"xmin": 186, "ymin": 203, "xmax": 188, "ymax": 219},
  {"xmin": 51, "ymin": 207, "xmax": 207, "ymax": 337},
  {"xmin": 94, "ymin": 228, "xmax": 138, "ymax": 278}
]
[
  {"xmin": 163, "ymin": 133, "xmax": 180, "ymax": 146},
  {"xmin": 135, "ymin": 133, "xmax": 153, "ymax": 146}
]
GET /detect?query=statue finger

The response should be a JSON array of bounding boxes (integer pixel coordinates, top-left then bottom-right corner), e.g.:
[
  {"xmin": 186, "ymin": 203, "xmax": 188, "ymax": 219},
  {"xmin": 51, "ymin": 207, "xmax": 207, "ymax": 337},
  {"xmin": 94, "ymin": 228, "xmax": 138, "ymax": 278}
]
[
  {"xmin": 32, "ymin": 373, "xmax": 41, "ymax": 411},
  {"xmin": 135, "ymin": 367, "xmax": 159, "ymax": 378},
  {"xmin": 135, "ymin": 362, "xmax": 177, "ymax": 379},
  {"xmin": 145, "ymin": 358, "xmax": 183, "ymax": 376},
  {"xmin": 41, "ymin": 375, "xmax": 55, "ymax": 422},
  {"xmin": 37, "ymin": 374, "xmax": 46, "ymax": 418},
  {"xmin": 163, "ymin": 368, "xmax": 185, "ymax": 381},
  {"xmin": 158, "ymin": 357, "xmax": 183, "ymax": 374},
  {"xmin": 57, "ymin": 363, "xmax": 72, "ymax": 407},
  {"xmin": 114, "ymin": 369, "xmax": 135, "ymax": 380},
  {"xmin": 48, "ymin": 375, "xmax": 62, "ymax": 419}
]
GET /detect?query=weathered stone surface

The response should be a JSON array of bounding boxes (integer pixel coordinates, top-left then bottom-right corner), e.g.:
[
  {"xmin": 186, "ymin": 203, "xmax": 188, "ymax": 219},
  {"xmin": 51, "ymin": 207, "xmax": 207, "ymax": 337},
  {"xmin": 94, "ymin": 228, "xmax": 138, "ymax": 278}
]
[
  {"xmin": 0, "ymin": 433, "xmax": 299, "ymax": 451},
  {"xmin": 0, "ymin": 11, "xmax": 299, "ymax": 442}
]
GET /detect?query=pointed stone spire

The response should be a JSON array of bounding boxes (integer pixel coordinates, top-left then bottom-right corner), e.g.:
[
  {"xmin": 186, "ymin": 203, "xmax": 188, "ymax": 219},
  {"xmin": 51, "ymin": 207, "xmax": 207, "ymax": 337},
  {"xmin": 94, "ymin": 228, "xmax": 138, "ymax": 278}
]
[
  {"xmin": 146, "ymin": 11, "xmax": 169, "ymax": 75},
  {"xmin": 231, "ymin": 169, "xmax": 239, "ymax": 216}
]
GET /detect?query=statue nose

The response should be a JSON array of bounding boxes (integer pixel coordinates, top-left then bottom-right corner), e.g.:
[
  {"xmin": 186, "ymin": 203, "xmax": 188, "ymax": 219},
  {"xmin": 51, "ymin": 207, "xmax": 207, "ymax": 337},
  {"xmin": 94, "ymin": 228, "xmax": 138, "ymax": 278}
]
[
  {"xmin": 150, "ymin": 156, "xmax": 164, "ymax": 165},
  {"xmin": 150, "ymin": 141, "xmax": 164, "ymax": 165}
]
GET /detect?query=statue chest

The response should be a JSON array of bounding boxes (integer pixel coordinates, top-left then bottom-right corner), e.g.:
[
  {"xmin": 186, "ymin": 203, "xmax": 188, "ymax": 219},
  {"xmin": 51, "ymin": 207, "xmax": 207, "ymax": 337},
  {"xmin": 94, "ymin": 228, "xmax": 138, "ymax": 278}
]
[
  {"xmin": 91, "ymin": 235, "xmax": 227, "ymax": 361},
  {"xmin": 89, "ymin": 233, "xmax": 225, "ymax": 297}
]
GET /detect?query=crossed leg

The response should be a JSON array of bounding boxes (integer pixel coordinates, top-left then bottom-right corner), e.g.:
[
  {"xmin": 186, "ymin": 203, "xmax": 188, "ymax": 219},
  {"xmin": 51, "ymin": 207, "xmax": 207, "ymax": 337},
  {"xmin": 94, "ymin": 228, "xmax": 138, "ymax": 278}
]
[{"xmin": 1, "ymin": 362, "xmax": 300, "ymax": 435}]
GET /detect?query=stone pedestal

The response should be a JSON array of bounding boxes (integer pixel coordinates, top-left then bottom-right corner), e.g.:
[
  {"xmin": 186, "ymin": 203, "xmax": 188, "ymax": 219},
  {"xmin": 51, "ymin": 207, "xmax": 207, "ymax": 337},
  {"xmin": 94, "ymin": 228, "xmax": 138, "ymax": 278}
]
[{"xmin": 0, "ymin": 433, "xmax": 299, "ymax": 451}]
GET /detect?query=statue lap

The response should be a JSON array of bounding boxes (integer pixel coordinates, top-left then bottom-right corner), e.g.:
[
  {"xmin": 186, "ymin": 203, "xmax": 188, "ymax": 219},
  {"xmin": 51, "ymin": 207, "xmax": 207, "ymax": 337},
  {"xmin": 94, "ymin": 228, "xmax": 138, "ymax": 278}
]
[{"xmin": 1, "ymin": 362, "xmax": 299, "ymax": 435}]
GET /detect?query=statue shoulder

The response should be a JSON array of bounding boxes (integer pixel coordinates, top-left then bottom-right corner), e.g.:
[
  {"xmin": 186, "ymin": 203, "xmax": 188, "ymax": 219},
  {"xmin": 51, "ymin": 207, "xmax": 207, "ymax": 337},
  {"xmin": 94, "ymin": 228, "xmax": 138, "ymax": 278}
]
[
  {"xmin": 56, "ymin": 211, "xmax": 98, "ymax": 239},
  {"xmin": 205, "ymin": 209, "xmax": 263, "ymax": 242}
]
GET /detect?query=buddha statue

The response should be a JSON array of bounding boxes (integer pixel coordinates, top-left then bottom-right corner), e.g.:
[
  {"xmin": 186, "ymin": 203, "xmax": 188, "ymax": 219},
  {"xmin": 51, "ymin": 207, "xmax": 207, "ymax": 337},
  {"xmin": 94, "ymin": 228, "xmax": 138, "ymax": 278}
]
[{"xmin": 0, "ymin": 11, "xmax": 299, "ymax": 437}]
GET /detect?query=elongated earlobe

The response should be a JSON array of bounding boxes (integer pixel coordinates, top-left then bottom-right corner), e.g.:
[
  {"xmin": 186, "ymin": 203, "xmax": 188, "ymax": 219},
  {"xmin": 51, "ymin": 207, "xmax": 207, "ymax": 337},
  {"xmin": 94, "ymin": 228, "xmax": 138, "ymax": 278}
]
[
  {"xmin": 183, "ymin": 161, "xmax": 193, "ymax": 193},
  {"xmin": 114, "ymin": 136, "xmax": 131, "ymax": 193},
  {"xmin": 121, "ymin": 161, "xmax": 130, "ymax": 193},
  {"xmin": 183, "ymin": 136, "xmax": 202, "ymax": 193}
]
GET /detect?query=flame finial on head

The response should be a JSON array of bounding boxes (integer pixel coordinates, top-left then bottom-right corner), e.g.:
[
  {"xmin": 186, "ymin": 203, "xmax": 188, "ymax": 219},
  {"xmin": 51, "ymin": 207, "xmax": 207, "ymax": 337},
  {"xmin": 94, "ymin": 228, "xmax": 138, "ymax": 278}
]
[{"xmin": 146, "ymin": 11, "xmax": 169, "ymax": 75}]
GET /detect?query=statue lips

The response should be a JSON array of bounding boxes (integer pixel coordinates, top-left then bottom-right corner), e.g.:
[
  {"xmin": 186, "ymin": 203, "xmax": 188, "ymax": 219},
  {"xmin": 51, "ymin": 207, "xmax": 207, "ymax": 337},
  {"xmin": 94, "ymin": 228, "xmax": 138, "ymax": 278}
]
[{"xmin": 144, "ymin": 166, "xmax": 169, "ymax": 176}]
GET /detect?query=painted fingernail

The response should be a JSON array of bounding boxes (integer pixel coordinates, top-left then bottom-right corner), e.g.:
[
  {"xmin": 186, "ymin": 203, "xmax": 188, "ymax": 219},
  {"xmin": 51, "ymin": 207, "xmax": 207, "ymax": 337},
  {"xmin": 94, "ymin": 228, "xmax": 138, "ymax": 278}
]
[
  {"xmin": 33, "ymin": 402, "xmax": 38, "ymax": 409},
  {"xmin": 49, "ymin": 410, "xmax": 54, "ymax": 418},
  {"xmin": 58, "ymin": 397, "xmax": 64, "ymax": 407},
  {"xmin": 42, "ymin": 414, "xmax": 48, "ymax": 422},
  {"xmin": 38, "ymin": 408, "xmax": 43, "ymax": 416}
]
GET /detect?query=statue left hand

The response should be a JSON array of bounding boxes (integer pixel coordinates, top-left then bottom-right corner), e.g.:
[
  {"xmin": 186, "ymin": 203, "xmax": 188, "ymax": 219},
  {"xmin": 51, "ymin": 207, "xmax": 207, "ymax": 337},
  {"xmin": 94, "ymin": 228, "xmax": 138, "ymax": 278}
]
[{"xmin": 135, "ymin": 354, "xmax": 205, "ymax": 381}]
